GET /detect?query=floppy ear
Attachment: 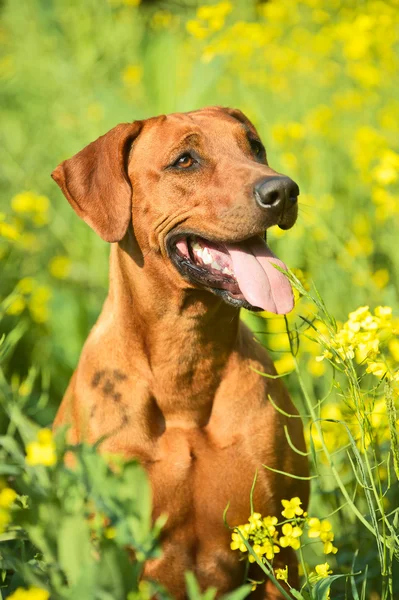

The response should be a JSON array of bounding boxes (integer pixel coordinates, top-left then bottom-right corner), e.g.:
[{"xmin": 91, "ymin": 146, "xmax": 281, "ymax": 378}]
[{"xmin": 51, "ymin": 121, "xmax": 142, "ymax": 242}]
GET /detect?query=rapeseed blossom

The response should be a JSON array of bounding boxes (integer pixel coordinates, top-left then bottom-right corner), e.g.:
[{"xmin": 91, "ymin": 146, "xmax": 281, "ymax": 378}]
[
  {"xmin": 7, "ymin": 587, "xmax": 49, "ymax": 600},
  {"xmin": 26, "ymin": 429, "xmax": 57, "ymax": 467},
  {"xmin": 230, "ymin": 513, "xmax": 280, "ymax": 562},
  {"xmin": 308, "ymin": 519, "xmax": 338, "ymax": 555},
  {"xmin": 279, "ymin": 523, "xmax": 303, "ymax": 551},
  {"xmin": 281, "ymin": 497, "xmax": 304, "ymax": 519},
  {"xmin": 230, "ymin": 498, "xmax": 338, "ymax": 569},
  {"xmin": 316, "ymin": 306, "xmax": 398, "ymax": 381},
  {"xmin": 0, "ymin": 487, "xmax": 17, "ymax": 508},
  {"xmin": 307, "ymin": 518, "xmax": 332, "ymax": 539},
  {"xmin": 315, "ymin": 563, "xmax": 333, "ymax": 578},
  {"xmin": 48, "ymin": 256, "xmax": 71, "ymax": 279},
  {"xmin": 274, "ymin": 566, "xmax": 288, "ymax": 581},
  {"xmin": 0, "ymin": 486, "xmax": 17, "ymax": 534}
]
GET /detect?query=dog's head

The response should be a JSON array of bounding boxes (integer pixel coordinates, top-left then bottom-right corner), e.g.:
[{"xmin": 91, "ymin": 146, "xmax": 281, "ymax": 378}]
[{"xmin": 52, "ymin": 107, "xmax": 299, "ymax": 314}]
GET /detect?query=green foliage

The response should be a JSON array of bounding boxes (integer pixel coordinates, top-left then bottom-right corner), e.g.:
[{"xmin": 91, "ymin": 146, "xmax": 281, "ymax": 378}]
[{"xmin": 0, "ymin": 410, "xmax": 165, "ymax": 598}]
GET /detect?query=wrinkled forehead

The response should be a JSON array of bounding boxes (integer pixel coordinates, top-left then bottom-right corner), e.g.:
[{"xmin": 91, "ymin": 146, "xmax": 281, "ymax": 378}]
[{"xmin": 132, "ymin": 108, "xmax": 259, "ymax": 164}]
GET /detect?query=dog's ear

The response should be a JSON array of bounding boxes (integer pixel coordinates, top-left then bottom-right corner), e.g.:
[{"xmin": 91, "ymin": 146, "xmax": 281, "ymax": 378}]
[{"xmin": 51, "ymin": 121, "xmax": 142, "ymax": 242}]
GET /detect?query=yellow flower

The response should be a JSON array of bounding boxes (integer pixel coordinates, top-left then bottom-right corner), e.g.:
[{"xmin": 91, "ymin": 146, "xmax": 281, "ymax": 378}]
[
  {"xmin": 279, "ymin": 523, "xmax": 303, "ymax": 550},
  {"xmin": 307, "ymin": 356, "xmax": 327, "ymax": 377},
  {"xmin": 26, "ymin": 429, "xmax": 57, "ymax": 467},
  {"xmin": 0, "ymin": 487, "xmax": 17, "ymax": 508},
  {"xmin": 263, "ymin": 515, "xmax": 278, "ymax": 537},
  {"xmin": 308, "ymin": 518, "xmax": 332, "ymax": 538},
  {"xmin": 248, "ymin": 544, "xmax": 263, "ymax": 563},
  {"xmin": 372, "ymin": 150, "xmax": 399, "ymax": 185},
  {"xmin": 11, "ymin": 192, "xmax": 35, "ymax": 213},
  {"xmin": 19, "ymin": 380, "xmax": 32, "ymax": 397},
  {"xmin": 274, "ymin": 354, "xmax": 295, "ymax": 374},
  {"xmin": 323, "ymin": 540, "xmax": 338, "ymax": 555},
  {"xmin": 366, "ymin": 361, "xmax": 388, "ymax": 379},
  {"xmin": 389, "ymin": 338, "xmax": 399, "ymax": 362},
  {"xmin": 29, "ymin": 286, "xmax": 52, "ymax": 323},
  {"xmin": 122, "ymin": 65, "xmax": 143, "ymax": 85},
  {"xmin": 6, "ymin": 296, "xmax": 26, "ymax": 316},
  {"xmin": 104, "ymin": 526, "xmax": 116, "ymax": 539},
  {"xmin": 263, "ymin": 538, "xmax": 280, "ymax": 560},
  {"xmin": 371, "ymin": 269, "xmax": 390, "ymax": 290},
  {"xmin": 309, "ymin": 521, "xmax": 339, "ymax": 554},
  {"xmin": 281, "ymin": 497, "xmax": 304, "ymax": 519},
  {"xmin": 0, "ymin": 222, "xmax": 20, "ymax": 241},
  {"xmin": 8, "ymin": 587, "xmax": 49, "ymax": 600},
  {"xmin": 17, "ymin": 277, "xmax": 35, "ymax": 295},
  {"xmin": 248, "ymin": 512, "xmax": 263, "ymax": 529},
  {"xmin": 348, "ymin": 306, "xmax": 371, "ymax": 323},
  {"xmin": 248, "ymin": 538, "xmax": 280, "ymax": 562},
  {"xmin": 230, "ymin": 528, "xmax": 248, "ymax": 552},
  {"xmin": 355, "ymin": 337, "xmax": 379, "ymax": 363},
  {"xmin": 48, "ymin": 256, "xmax": 71, "ymax": 279},
  {"xmin": 0, "ymin": 487, "xmax": 17, "ymax": 535},
  {"xmin": 186, "ymin": 19, "xmax": 209, "ymax": 39},
  {"xmin": 275, "ymin": 566, "xmax": 288, "ymax": 581},
  {"xmin": 375, "ymin": 306, "xmax": 392, "ymax": 320},
  {"xmin": 316, "ymin": 349, "xmax": 333, "ymax": 362},
  {"xmin": 315, "ymin": 562, "xmax": 333, "ymax": 578},
  {"xmin": 11, "ymin": 192, "xmax": 49, "ymax": 215}
]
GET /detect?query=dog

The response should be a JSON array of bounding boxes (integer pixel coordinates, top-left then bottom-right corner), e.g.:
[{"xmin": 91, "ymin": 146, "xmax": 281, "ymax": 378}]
[{"xmin": 51, "ymin": 106, "xmax": 309, "ymax": 599}]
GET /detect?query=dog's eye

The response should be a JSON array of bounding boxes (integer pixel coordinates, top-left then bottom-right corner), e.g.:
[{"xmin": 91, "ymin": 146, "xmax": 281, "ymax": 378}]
[
  {"xmin": 173, "ymin": 153, "xmax": 195, "ymax": 169},
  {"xmin": 250, "ymin": 139, "xmax": 266, "ymax": 163}
]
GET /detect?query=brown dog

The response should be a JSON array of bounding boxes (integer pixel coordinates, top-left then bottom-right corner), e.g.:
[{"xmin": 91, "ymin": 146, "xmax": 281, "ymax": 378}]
[{"xmin": 52, "ymin": 107, "xmax": 309, "ymax": 599}]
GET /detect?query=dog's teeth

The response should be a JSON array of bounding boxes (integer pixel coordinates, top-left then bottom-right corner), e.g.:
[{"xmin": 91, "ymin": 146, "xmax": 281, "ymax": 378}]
[
  {"xmin": 222, "ymin": 267, "xmax": 233, "ymax": 275},
  {"xmin": 211, "ymin": 261, "xmax": 222, "ymax": 271},
  {"xmin": 202, "ymin": 249, "xmax": 213, "ymax": 264},
  {"xmin": 192, "ymin": 242, "xmax": 201, "ymax": 252}
]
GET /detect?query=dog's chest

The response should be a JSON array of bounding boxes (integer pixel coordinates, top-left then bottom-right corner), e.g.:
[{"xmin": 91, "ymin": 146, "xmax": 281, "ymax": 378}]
[{"xmin": 147, "ymin": 423, "xmax": 275, "ymax": 529}]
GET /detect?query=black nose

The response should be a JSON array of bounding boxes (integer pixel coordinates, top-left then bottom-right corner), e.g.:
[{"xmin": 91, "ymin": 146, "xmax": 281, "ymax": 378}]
[{"xmin": 254, "ymin": 176, "xmax": 300, "ymax": 209}]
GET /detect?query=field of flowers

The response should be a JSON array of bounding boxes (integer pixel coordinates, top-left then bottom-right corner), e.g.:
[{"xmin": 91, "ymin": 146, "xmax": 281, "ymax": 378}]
[{"xmin": 0, "ymin": 0, "xmax": 398, "ymax": 598}]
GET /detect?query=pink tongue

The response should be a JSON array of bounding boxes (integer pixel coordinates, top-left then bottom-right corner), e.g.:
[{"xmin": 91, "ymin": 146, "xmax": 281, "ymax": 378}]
[{"xmin": 227, "ymin": 237, "xmax": 294, "ymax": 314}]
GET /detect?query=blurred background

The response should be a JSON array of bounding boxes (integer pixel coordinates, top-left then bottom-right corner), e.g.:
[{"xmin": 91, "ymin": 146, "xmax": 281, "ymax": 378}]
[{"xmin": 0, "ymin": 1, "xmax": 398, "ymax": 595}]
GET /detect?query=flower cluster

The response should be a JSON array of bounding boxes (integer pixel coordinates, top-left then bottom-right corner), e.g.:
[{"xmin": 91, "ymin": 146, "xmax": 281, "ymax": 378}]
[
  {"xmin": 25, "ymin": 429, "xmax": 57, "ymax": 467},
  {"xmin": 186, "ymin": 2, "xmax": 232, "ymax": 40},
  {"xmin": 231, "ymin": 513, "xmax": 280, "ymax": 562},
  {"xmin": 317, "ymin": 306, "xmax": 398, "ymax": 380},
  {"xmin": 230, "ymin": 497, "xmax": 338, "ymax": 567},
  {"xmin": 11, "ymin": 191, "xmax": 50, "ymax": 226},
  {"xmin": 308, "ymin": 518, "xmax": 337, "ymax": 555},
  {"xmin": 5, "ymin": 277, "xmax": 53, "ymax": 323},
  {"xmin": 0, "ymin": 485, "xmax": 17, "ymax": 534},
  {"xmin": 8, "ymin": 587, "xmax": 49, "ymax": 600}
]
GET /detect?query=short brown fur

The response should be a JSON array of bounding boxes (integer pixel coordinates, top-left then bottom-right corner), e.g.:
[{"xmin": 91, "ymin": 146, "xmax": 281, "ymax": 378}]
[{"xmin": 52, "ymin": 107, "xmax": 309, "ymax": 599}]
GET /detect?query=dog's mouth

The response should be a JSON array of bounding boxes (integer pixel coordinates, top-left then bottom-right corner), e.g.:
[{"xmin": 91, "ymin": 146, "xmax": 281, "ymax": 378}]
[{"xmin": 170, "ymin": 234, "xmax": 294, "ymax": 314}]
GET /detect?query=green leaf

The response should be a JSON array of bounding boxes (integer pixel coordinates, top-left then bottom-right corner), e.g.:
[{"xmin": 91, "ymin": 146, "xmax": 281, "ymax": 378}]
[
  {"xmin": 57, "ymin": 514, "xmax": 92, "ymax": 586},
  {"xmin": 185, "ymin": 571, "xmax": 203, "ymax": 600},
  {"xmin": 0, "ymin": 434, "xmax": 25, "ymax": 462},
  {"xmin": 185, "ymin": 571, "xmax": 217, "ymax": 600},
  {"xmin": 220, "ymin": 584, "xmax": 252, "ymax": 600},
  {"xmin": 95, "ymin": 543, "xmax": 141, "ymax": 600},
  {"xmin": 291, "ymin": 589, "xmax": 309, "ymax": 600},
  {"xmin": 312, "ymin": 574, "xmax": 349, "ymax": 600}
]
